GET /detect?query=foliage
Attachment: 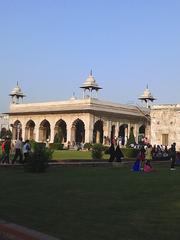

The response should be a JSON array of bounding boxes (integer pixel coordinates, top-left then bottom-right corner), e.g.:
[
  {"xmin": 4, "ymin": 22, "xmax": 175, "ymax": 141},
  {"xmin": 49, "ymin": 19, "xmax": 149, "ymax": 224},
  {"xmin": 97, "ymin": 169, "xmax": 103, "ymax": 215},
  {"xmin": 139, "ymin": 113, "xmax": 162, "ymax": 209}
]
[
  {"xmin": 54, "ymin": 129, "xmax": 63, "ymax": 143},
  {"xmin": 91, "ymin": 144, "xmax": 104, "ymax": 160},
  {"xmin": 49, "ymin": 143, "xmax": 64, "ymax": 150},
  {"xmin": 103, "ymin": 145, "xmax": 110, "ymax": 154},
  {"xmin": 121, "ymin": 147, "xmax": 139, "ymax": 158},
  {"xmin": 126, "ymin": 127, "xmax": 136, "ymax": 147},
  {"xmin": 29, "ymin": 140, "xmax": 46, "ymax": 152},
  {"xmin": 24, "ymin": 143, "xmax": 53, "ymax": 173},
  {"xmin": 0, "ymin": 129, "xmax": 12, "ymax": 139},
  {"xmin": 83, "ymin": 142, "xmax": 92, "ymax": 150}
]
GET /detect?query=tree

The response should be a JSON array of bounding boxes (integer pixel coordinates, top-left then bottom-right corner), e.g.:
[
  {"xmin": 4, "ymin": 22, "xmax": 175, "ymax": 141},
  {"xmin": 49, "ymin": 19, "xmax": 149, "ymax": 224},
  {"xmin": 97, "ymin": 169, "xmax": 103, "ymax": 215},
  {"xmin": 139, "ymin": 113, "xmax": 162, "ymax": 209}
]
[
  {"xmin": 54, "ymin": 128, "xmax": 63, "ymax": 143},
  {"xmin": 126, "ymin": 127, "xmax": 136, "ymax": 147}
]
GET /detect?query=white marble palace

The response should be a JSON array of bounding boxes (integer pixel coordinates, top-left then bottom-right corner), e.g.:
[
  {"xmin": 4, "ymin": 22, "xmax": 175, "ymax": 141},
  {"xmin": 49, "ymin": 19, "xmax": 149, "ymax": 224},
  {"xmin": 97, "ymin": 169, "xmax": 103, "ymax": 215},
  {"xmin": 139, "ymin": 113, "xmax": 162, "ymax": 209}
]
[{"xmin": 7, "ymin": 73, "xmax": 151, "ymax": 146}]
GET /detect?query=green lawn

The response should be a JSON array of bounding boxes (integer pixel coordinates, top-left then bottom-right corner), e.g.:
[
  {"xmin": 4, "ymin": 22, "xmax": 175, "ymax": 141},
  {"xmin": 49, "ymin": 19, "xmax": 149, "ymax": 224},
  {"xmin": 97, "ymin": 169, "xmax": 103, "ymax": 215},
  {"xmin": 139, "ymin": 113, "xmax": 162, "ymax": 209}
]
[
  {"xmin": 0, "ymin": 163, "xmax": 180, "ymax": 240},
  {"xmin": 52, "ymin": 150, "xmax": 94, "ymax": 160},
  {"xmin": 0, "ymin": 149, "xmax": 109, "ymax": 161}
]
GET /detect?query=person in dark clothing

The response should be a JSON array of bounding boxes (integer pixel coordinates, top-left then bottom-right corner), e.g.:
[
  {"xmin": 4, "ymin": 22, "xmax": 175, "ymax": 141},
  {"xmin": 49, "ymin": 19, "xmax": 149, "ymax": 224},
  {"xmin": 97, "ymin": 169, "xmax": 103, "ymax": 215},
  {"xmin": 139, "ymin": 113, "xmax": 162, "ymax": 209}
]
[
  {"xmin": 115, "ymin": 144, "xmax": 124, "ymax": 162},
  {"xmin": 108, "ymin": 143, "xmax": 115, "ymax": 162},
  {"xmin": 170, "ymin": 142, "xmax": 176, "ymax": 170}
]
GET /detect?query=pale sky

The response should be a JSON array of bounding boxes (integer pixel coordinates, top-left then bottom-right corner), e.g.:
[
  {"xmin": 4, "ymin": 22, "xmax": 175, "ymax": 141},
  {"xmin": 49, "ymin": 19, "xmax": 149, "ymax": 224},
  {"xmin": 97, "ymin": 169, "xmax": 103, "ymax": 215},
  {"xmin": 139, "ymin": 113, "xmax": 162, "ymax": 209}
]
[{"xmin": 0, "ymin": 0, "xmax": 180, "ymax": 113}]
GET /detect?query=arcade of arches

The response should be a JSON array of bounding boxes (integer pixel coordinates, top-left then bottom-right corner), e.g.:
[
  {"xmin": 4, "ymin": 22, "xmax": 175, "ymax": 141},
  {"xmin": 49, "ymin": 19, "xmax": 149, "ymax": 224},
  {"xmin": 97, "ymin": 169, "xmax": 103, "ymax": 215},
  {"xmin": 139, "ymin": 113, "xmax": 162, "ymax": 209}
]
[{"xmin": 10, "ymin": 114, "xmax": 147, "ymax": 145}]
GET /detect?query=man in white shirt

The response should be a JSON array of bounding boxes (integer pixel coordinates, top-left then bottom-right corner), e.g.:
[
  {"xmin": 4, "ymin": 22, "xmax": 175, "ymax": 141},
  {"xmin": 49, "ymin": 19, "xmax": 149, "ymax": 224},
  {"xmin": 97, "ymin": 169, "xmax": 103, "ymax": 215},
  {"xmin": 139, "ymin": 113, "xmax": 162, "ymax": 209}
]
[{"xmin": 12, "ymin": 137, "xmax": 23, "ymax": 164}]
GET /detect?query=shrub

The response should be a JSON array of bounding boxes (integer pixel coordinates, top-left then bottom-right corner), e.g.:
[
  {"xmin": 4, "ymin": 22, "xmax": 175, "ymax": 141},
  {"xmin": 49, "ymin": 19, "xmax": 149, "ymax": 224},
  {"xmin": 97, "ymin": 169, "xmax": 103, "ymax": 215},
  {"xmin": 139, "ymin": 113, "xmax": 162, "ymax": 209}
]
[
  {"xmin": 49, "ymin": 143, "xmax": 64, "ymax": 150},
  {"xmin": 29, "ymin": 140, "xmax": 46, "ymax": 152},
  {"xmin": 103, "ymin": 145, "xmax": 110, "ymax": 154},
  {"xmin": 83, "ymin": 143, "xmax": 92, "ymax": 150},
  {"xmin": 126, "ymin": 127, "xmax": 136, "ymax": 147},
  {"xmin": 24, "ymin": 143, "xmax": 53, "ymax": 173},
  {"xmin": 91, "ymin": 144, "xmax": 104, "ymax": 160},
  {"xmin": 54, "ymin": 129, "xmax": 63, "ymax": 143},
  {"xmin": 121, "ymin": 148, "xmax": 139, "ymax": 158}
]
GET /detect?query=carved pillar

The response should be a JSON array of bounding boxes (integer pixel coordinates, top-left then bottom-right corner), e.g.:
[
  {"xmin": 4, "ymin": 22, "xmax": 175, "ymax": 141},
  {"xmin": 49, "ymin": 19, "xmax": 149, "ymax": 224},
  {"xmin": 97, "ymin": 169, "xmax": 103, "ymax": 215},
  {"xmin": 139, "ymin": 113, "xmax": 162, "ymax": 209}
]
[
  {"xmin": 35, "ymin": 125, "xmax": 40, "ymax": 142},
  {"xmin": 50, "ymin": 123, "xmax": 55, "ymax": 143},
  {"xmin": 85, "ymin": 115, "xmax": 93, "ymax": 143},
  {"xmin": 115, "ymin": 122, "xmax": 119, "ymax": 139}
]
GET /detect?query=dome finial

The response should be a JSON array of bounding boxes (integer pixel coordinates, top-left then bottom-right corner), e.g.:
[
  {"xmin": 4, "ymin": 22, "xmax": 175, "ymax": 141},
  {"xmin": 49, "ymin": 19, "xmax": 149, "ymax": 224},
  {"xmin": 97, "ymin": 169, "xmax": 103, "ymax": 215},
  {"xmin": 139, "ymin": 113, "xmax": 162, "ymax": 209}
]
[{"xmin": 90, "ymin": 69, "xmax": 93, "ymax": 76}]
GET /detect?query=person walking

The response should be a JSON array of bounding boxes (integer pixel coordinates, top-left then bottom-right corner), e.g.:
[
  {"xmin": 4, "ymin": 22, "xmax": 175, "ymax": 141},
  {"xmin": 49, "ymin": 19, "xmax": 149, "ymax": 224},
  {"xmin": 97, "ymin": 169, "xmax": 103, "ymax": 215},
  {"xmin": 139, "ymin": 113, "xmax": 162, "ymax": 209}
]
[
  {"xmin": 0, "ymin": 139, "xmax": 6, "ymax": 163},
  {"xmin": 12, "ymin": 137, "xmax": 23, "ymax": 164},
  {"xmin": 170, "ymin": 142, "xmax": 176, "ymax": 170},
  {"xmin": 115, "ymin": 144, "xmax": 124, "ymax": 162},
  {"xmin": 2, "ymin": 137, "xmax": 11, "ymax": 164},
  {"xmin": 108, "ymin": 143, "xmax": 115, "ymax": 162},
  {"xmin": 23, "ymin": 140, "xmax": 31, "ymax": 163}
]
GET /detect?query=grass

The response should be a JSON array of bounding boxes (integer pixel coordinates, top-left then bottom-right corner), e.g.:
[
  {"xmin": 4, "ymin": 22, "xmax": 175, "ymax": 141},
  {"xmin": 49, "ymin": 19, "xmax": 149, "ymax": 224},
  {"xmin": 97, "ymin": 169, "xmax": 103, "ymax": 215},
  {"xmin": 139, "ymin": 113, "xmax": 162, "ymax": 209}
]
[
  {"xmin": 52, "ymin": 150, "xmax": 94, "ymax": 160},
  {"xmin": 0, "ymin": 163, "xmax": 180, "ymax": 240},
  {"xmin": 0, "ymin": 149, "xmax": 109, "ymax": 161}
]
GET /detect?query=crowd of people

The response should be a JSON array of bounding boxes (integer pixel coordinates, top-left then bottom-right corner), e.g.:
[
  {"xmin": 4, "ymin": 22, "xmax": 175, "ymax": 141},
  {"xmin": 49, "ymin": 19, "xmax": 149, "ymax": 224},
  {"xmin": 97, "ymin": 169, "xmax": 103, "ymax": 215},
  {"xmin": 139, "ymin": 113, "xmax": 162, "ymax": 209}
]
[
  {"xmin": 108, "ymin": 141, "xmax": 178, "ymax": 172},
  {"xmin": 0, "ymin": 137, "xmax": 31, "ymax": 164}
]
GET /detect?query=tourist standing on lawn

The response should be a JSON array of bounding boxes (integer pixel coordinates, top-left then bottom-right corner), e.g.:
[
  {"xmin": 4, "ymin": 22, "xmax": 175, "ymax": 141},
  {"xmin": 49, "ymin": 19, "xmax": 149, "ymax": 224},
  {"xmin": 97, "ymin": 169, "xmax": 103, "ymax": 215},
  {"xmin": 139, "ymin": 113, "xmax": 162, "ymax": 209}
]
[
  {"xmin": 108, "ymin": 142, "xmax": 115, "ymax": 162},
  {"xmin": 12, "ymin": 137, "xmax": 23, "ymax": 164},
  {"xmin": 144, "ymin": 144, "xmax": 153, "ymax": 169},
  {"xmin": 170, "ymin": 142, "xmax": 176, "ymax": 170},
  {"xmin": 23, "ymin": 140, "xmax": 31, "ymax": 163}
]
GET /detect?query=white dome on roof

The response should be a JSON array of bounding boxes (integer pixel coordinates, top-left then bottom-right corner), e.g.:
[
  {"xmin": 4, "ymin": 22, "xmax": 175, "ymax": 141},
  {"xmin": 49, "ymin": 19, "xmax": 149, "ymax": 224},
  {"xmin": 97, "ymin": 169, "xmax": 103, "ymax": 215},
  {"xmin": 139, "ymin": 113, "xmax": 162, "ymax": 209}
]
[
  {"xmin": 9, "ymin": 82, "xmax": 26, "ymax": 104},
  {"xmin": 83, "ymin": 74, "xmax": 98, "ymax": 87},
  {"xmin": 138, "ymin": 85, "xmax": 156, "ymax": 101},
  {"xmin": 11, "ymin": 85, "xmax": 22, "ymax": 95},
  {"xmin": 80, "ymin": 71, "xmax": 102, "ymax": 90},
  {"xmin": 10, "ymin": 82, "xmax": 25, "ymax": 97}
]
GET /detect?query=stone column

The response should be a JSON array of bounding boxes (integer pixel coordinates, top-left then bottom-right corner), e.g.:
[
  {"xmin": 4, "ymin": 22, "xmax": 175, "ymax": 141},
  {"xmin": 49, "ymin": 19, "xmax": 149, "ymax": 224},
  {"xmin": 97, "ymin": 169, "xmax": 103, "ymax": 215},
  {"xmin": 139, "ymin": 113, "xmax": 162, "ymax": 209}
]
[
  {"xmin": 115, "ymin": 122, "xmax": 119, "ymax": 139},
  {"xmin": 133, "ymin": 124, "xmax": 139, "ymax": 144},
  {"xmin": 35, "ymin": 126, "xmax": 40, "ymax": 142},
  {"xmin": 107, "ymin": 121, "xmax": 112, "ymax": 139},
  {"xmin": 85, "ymin": 116, "xmax": 93, "ymax": 143},
  {"xmin": 21, "ymin": 124, "xmax": 26, "ymax": 141},
  {"xmin": 50, "ymin": 123, "xmax": 55, "ymax": 143},
  {"xmin": 66, "ymin": 122, "xmax": 72, "ymax": 144}
]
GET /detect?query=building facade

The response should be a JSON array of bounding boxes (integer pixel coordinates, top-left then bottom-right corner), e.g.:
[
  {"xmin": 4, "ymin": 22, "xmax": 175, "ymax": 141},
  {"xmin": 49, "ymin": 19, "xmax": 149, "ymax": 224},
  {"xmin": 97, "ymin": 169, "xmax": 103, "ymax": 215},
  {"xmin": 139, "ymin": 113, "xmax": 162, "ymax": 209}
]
[
  {"xmin": 151, "ymin": 104, "xmax": 180, "ymax": 150},
  {"xmin": 7, "ymin": 73, "xmax": 151, "ymax": 146},
  {"xmin": 8, "ymin": 98, "xmax": 150, "ymax": 146}
]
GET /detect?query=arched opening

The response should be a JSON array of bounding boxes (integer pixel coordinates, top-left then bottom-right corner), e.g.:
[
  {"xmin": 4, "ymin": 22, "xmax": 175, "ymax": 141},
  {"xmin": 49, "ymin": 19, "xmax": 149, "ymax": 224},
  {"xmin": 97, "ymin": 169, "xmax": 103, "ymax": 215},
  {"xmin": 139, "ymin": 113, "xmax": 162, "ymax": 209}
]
[
  {"xmin": 12, "ymin": 120, "xmax": 22, "ymax": 140},
  {"xmin": 25, "ymin": 120, "xmax": 35, "ymax": 140},
  {"xmin": 118, "ymin": 124, "xmax": 128, "ymax": 146},
  {"xmin": 71, "ymin": 119, "xmax": 85, "ymax": 145},
  {"xmin": 39, "ymin": 120, "xmax": 51, "ymax": 142},
  {"xmin": 138, "ymin": 125, "xmax": 145, "ymax": 144},
  {"xmin": 93, "ymin": 120, "xmax": 103, "ymax": 144},
  {"xmin": 111, "ymin": 125, "xmax": 115, "ymax": 142},
  {"xmin": 54, "ymin": 119, "xmax": 67, "ymax": 143}
]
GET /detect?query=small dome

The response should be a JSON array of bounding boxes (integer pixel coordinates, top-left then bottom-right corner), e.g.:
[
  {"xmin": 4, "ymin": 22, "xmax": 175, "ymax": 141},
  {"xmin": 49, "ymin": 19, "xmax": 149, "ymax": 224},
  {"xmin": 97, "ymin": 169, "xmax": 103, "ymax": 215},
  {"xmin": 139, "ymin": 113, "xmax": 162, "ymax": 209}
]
[
  {"xmin": 80, "ymin": 71, "xmax": 102, "ymax": 90},
  {"xmin": 138, "ymin": 85, "xmax": 155, "ymax": 101},
  {"xmin": 9, "ymin": 82, "xmax": 25, "ymax": 97}
]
